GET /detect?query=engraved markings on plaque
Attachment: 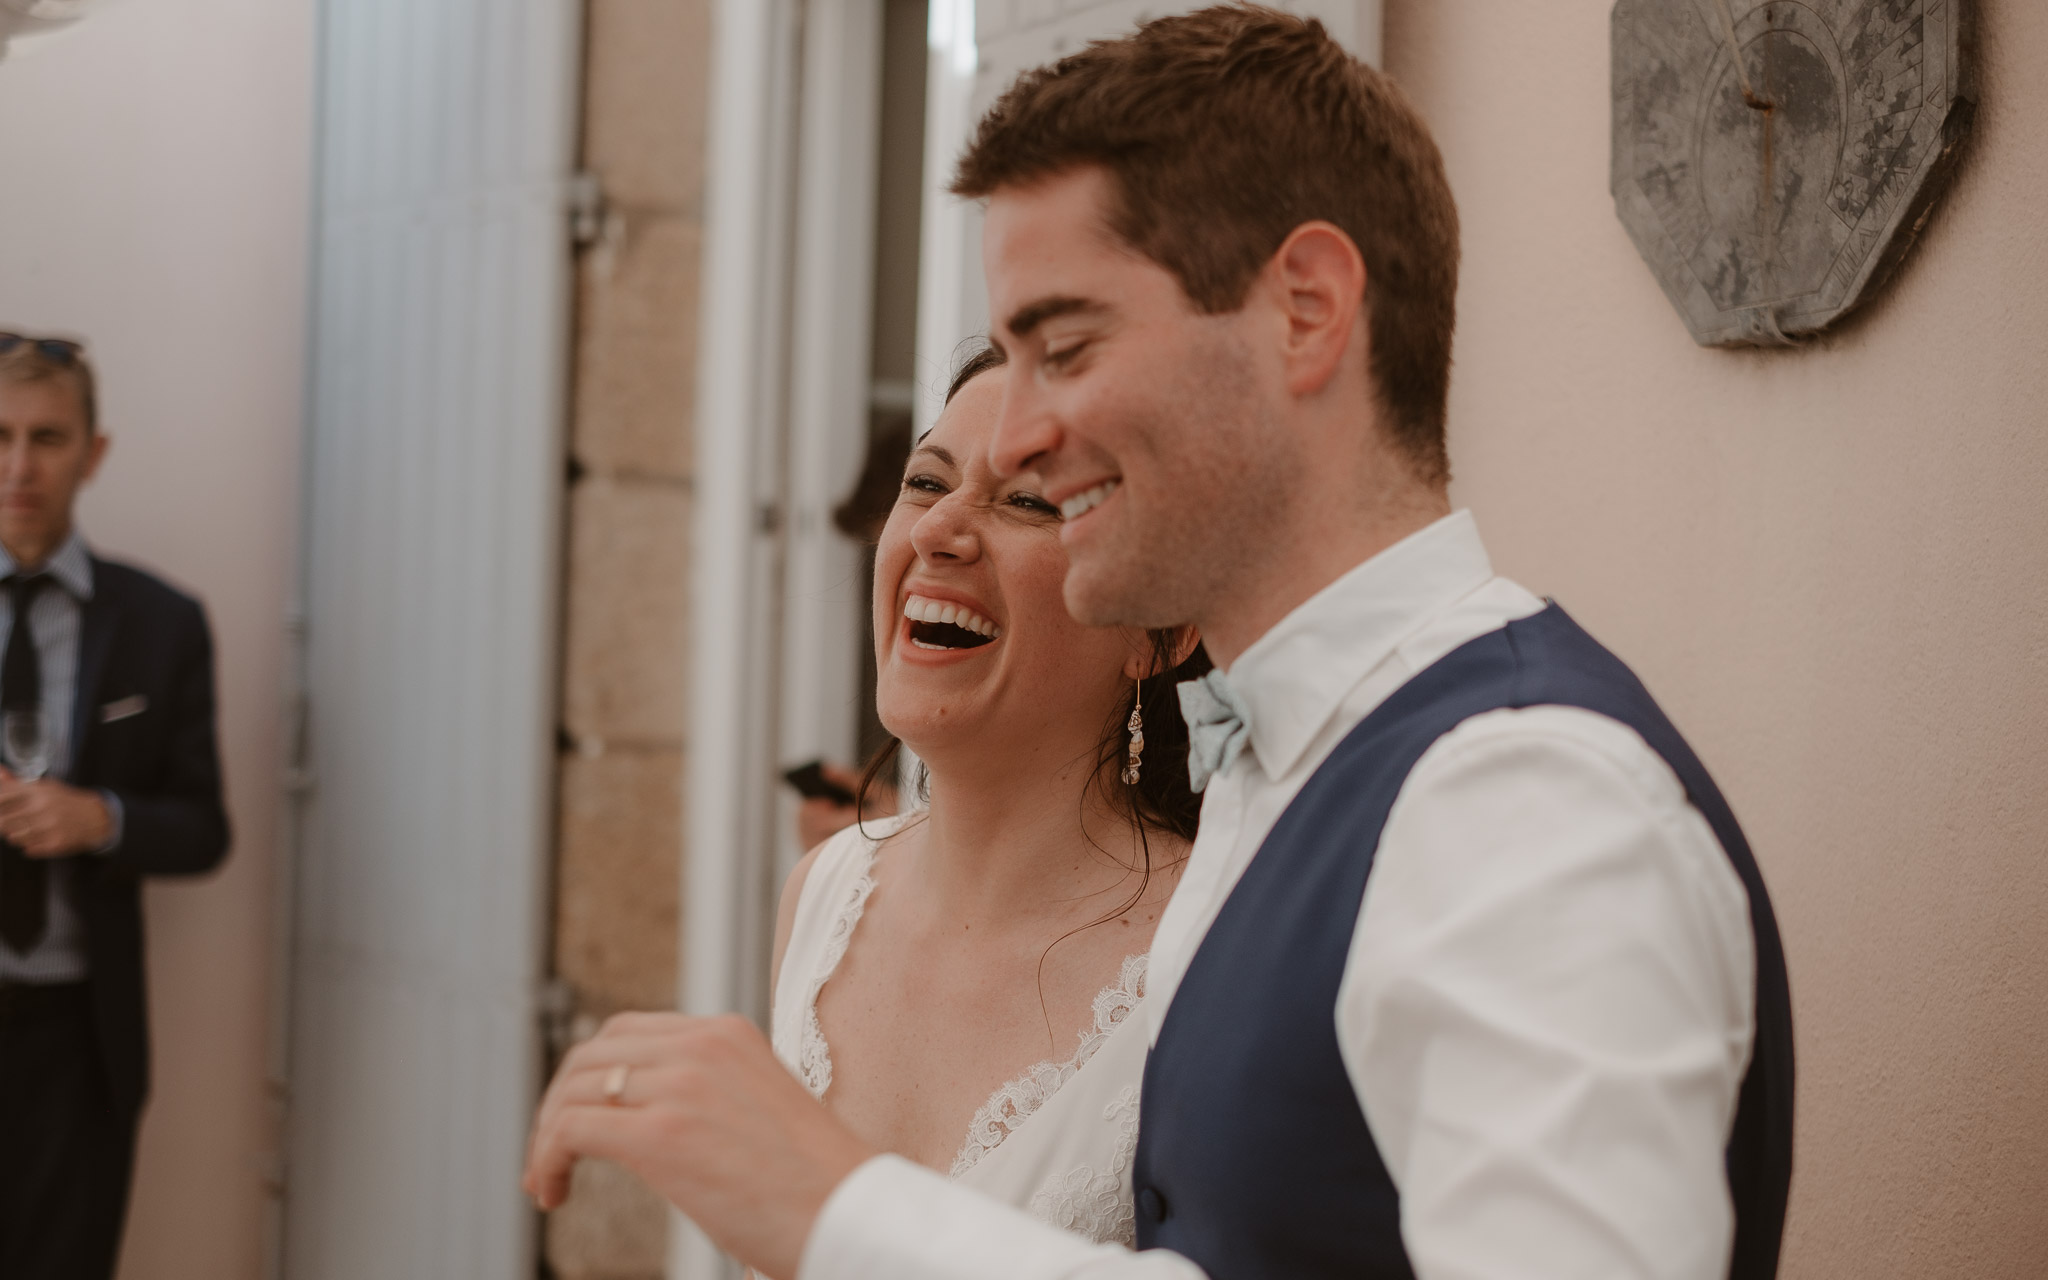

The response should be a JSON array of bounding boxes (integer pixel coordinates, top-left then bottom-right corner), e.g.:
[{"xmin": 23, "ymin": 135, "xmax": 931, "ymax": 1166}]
[{"xmin": 1611, "ymin": 0, "xmax": 1975, "ymax": 347}]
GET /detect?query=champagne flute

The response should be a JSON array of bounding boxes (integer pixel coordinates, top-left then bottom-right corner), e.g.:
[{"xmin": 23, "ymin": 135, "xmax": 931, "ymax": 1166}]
[{"xmin": 4, "ymin": 708, "xmax": 50, "ymax": 783}]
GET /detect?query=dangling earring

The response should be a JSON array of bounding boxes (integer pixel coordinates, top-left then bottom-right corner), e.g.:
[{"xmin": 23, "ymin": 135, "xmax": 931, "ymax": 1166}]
[{"xmin": 1122, "ymin": 677, "xmax": 1145, "ymax": 785}]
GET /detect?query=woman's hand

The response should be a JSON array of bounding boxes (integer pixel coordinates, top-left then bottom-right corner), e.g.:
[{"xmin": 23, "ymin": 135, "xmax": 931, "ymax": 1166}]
[{"xmin": 523, "ymin": 1011, "xmax": 874, "ymax": 1280}]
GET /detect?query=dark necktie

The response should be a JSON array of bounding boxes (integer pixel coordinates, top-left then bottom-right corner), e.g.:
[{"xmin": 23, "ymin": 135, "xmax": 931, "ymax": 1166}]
[{"xmin": 0, "ymin": 573, "xmax": 49, "ymax": 954}]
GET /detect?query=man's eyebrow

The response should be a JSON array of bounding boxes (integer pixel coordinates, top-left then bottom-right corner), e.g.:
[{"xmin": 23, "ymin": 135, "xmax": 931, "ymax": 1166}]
[{"xmin": 1003, "ymin": 295, "xmax": 1106, "ymax": 340}]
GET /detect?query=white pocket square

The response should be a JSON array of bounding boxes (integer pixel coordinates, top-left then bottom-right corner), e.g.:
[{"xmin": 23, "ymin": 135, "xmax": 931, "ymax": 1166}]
[{"xmin": 100, "ymin": 695, "xmax": 148, "ymax": 723}]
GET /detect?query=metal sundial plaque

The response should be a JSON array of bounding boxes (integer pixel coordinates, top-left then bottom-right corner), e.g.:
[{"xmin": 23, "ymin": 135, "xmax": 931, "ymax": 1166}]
[{"xmin": 1611, "ymin": 0, "xmax": 1977, "ymax": 347}]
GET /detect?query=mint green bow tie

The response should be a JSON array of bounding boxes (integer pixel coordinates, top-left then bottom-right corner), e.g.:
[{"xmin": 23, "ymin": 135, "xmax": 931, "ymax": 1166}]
[{"xmin": 1177, "ymin": 669, "xmax": 1251, "ymax": 794}]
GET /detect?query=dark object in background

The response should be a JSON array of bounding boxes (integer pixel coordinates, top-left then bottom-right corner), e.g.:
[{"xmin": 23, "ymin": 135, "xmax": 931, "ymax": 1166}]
[
  {"xmin": 833, "ymin": 416, "xmax": 913, "ymax": 543},
  {"xmin": 839, "ymin": 408, "xmax": 915, "ymax": 763},
  {"xmin": 783, "ymin": 760, "xmax": 857, "ymax": 807}
]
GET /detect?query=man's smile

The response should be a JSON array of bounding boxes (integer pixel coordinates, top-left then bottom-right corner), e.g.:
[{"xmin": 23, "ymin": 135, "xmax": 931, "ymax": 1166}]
[{"xmin": 1057, "ymin": 478, "xmax": 1120, "ymax": 521}]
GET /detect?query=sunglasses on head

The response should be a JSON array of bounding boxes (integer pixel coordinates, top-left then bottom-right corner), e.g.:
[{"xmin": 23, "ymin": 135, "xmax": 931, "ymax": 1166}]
[{"xmin": 0, "ymin": 334, "xmax": 86, "ymax": 365}]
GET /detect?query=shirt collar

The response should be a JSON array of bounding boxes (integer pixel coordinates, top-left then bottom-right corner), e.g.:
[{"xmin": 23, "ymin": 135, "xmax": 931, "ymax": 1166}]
[
  {"xmin": 1222, "ymin": 509, "xmax": 1494, "ymax": 781},
  {"xmin": 0, "ymin": 529, "xmax": 95, "ymax": 601}
]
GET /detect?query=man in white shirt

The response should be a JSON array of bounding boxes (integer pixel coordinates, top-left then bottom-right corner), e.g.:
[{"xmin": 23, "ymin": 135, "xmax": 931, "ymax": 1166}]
[{"xmin": 523, "ymin": 9, "xmax": 1794, "ymax": 1279}]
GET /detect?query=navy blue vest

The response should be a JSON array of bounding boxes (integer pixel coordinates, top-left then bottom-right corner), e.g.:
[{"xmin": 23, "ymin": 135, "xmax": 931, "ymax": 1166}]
[{"xmin": 1133, "ymin": 605, "xmax": 1793, "ymax": 1278}]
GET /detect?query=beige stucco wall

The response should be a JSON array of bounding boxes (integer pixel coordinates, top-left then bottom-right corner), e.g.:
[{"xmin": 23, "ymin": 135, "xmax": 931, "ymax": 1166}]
[
  {"xmin": 1385, "ymin": 0, "xmax": 2047, "ymax": 1274},
  {"xmin": 0, "ymin": 2, "xmax": 312, "ymax": 1277}
]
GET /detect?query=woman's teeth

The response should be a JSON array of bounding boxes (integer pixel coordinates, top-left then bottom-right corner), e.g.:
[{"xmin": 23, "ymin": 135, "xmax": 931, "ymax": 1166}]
[
  {"xmin": 1059, "ymin": 479, "xmax": 1120, "ymax": 521},
  {"xmin": 902, "ymin": 595, "xmax": 1002, "ymax": 650}
]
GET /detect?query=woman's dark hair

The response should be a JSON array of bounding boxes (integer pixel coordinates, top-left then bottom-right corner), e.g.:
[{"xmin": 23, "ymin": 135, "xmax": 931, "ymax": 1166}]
[
  {"xmin": 1096, "ymin": 632, "xmax": 1211, "ymax": 844},
  {"xmin": 857, "ymin": 337, "xmax": 1211, "ymax": 858},
  {"xmin": 946, "ymin": 339, "xmax": 1009, "ymax": 403}
]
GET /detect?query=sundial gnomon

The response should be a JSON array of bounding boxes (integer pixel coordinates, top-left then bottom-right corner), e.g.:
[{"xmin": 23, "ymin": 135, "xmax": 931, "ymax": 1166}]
[{"xmin": 1612, "ymin": 0, "xmax": 1976, "ymax": 346}]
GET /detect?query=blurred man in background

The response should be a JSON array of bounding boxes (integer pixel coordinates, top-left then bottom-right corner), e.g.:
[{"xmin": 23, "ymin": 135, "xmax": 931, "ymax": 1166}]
[{"xmin": 0, "ymin": 333, "xmax": 229, "ymax": 1280}]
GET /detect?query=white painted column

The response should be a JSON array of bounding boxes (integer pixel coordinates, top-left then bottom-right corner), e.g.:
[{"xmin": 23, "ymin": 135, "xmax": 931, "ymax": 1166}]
[
  {"xmin": 283, "ymin": 1, "xmax": 580, "ymax": 1274},
  {"xmin": 678, "ymin": 0, "xmax": 806, "ymax": 1275},
  {"xmin": 776, "ymin": 0, "xmax": 886, "ymax": 882},
  {"xmin": 913, "ymin": 0, "xmax": 987, "ymax": 436}
]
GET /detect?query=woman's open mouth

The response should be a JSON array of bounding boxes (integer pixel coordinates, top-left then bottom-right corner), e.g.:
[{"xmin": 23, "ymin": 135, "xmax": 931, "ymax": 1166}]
[{"xmin": 903, "ymin": 594, "xmax": 1000, "ymax": 652}]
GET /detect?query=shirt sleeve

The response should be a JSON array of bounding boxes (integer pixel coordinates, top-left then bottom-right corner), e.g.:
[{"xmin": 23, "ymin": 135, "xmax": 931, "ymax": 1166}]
[
  {"xmin": 801, "ymin": 1155, "xmax": 1207, "ymax": 1280},
  {"xmin": 1338, "ymin": 705, "xmax": 1757, "ymax": 1280},
  {"xmin": 92, "ymin": 789, "xmax": 125, "ymax": 855}
]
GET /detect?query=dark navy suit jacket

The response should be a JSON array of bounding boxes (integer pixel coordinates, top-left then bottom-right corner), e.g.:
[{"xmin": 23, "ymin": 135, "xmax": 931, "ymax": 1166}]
[{"xmin": 65, "ymin": 556, "xmax": 231, "ymax": 1114}]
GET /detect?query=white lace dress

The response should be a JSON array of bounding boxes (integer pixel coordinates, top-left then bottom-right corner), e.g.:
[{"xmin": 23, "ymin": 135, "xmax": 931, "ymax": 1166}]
[{"xmin": 770, "ymin": 813, "xmax": 1149, "ymax": 1247}]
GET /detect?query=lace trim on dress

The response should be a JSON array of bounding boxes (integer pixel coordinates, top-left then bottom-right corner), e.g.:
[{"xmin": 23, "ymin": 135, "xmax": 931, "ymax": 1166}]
[
  {"xmin": 949, "ymin": 953, "xmax": 1148, "ymax": 1178},
  {"xmin": 795, "ymin": 835, "xmax": 882, "ymax": 1099},
  {"xmin": 1028, "ymin": 1084, "xmax": 1142, "ymax": 1246}
]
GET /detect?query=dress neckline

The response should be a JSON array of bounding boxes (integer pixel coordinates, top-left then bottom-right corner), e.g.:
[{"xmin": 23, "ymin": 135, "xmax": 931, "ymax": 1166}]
[{"xmin": 794, "ymin": 816, "xmax": 1148, "ymax": 1178}]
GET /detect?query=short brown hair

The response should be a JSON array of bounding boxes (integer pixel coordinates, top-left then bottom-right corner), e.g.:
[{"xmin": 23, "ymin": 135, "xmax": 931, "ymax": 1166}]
[
  {"xmin": 0, "ymin": 337, "xmax": 98, "ymax": 433},
  {"xmin": 953, "ymin": 4, "xmax": 1459, "ymax": 484}
]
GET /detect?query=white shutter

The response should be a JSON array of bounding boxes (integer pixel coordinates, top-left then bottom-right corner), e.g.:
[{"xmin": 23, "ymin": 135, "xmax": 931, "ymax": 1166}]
[
  {"xmin": 916, "ymin": 0, "xmax": 1380, "ymax": 413},
  {"xmin": 282, "ymin": 0, "xmax": 579, "ymax": 1274}
]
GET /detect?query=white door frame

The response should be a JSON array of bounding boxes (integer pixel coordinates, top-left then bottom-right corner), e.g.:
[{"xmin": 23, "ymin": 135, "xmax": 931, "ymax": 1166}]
[
  {"xmin": 775, "ymin": 0, "xmax": 886, "ymax": 886},
  {"xmin": 912, "ymin": 0, "xmax": 983, "ymax": 437},
  {"xmin": 679, "ymin": 1, "xmax": 886, "ymax": 1274}
]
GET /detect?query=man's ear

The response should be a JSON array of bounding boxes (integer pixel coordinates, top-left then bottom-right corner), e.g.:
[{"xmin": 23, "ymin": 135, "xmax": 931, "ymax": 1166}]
[
  {"xmin": 83, "ymin": 431, "xmax": 109, "ymax": 481},
  {"xmin": 1266, "ymin": 221, "xmax": 1367, "ymax": 399}
]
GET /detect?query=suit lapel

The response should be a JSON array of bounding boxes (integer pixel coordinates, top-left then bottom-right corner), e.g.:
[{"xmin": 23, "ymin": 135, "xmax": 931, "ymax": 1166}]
[{"xmin": 70, "ymin": 562, "xmax": 120, "ymax": 783}]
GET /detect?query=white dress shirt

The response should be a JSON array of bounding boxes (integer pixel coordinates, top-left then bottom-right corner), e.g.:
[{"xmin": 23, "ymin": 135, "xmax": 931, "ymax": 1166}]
[{"xmin": 801, "ymin": 512, "xmax": 1757, "ymax": 1280}]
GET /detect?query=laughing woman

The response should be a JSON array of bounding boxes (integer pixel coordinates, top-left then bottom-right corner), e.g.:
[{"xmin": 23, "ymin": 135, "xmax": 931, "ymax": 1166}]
[{"xmin": 767, "ymin": 345, "xmax": 1207, "ymax": 1247}]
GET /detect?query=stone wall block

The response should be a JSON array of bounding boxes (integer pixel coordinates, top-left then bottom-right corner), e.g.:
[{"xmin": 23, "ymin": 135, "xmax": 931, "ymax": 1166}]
[
  {"xmin": 543, "ymin": 1156, "xmax": 670, "ymax": 1280},
  {"xmin": 561, "ymin": 478, "xmax": 690, "ymax": 742},
  {"xmin": 574, "ymin": 216, "xmax": 700, "ymax": 480},
  {"xmin": 554, "ymin": 748, "xmax": 683, "ymax": 1012},
  {"xmin": 583, "ymin": 0, "xmax": 710, "ymax": 212}
]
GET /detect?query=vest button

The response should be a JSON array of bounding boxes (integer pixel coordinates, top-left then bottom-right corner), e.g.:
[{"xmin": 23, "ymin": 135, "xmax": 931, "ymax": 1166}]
[{"xmin": 1137, "ymin": 1186, "xmax": 1169, "ymax": 1222}]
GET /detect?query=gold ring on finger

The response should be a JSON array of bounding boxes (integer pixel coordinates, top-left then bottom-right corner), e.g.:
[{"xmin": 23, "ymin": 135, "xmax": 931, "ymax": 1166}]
[{"xmin": 603, "ymin": 1063, "xmax": 631, "ymax": 1106}]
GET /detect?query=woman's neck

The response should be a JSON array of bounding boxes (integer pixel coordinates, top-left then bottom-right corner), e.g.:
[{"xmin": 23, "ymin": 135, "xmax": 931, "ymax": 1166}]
[{"xmin": 906, "ymin": 733, "xmax": 1144, "ymax": 929}]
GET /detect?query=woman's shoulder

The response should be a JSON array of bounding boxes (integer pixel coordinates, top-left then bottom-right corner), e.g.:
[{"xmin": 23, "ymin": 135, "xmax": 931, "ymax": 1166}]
[
  {"xmin": 770, "ymin": 812, "xmax": 921, "ymax": 1039},
  {"xmin": 800, "ymin": 810, "xmax": 917, "ymax": 900},
  {"xmin": 779, "ymin": 821, "xmax": 880, "ymax": 959},
  {"xmin": 815, "ymin": 802, "xmax": 921, "ymax": 884}
]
